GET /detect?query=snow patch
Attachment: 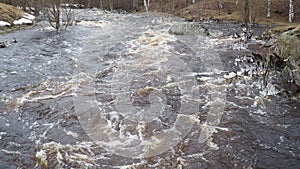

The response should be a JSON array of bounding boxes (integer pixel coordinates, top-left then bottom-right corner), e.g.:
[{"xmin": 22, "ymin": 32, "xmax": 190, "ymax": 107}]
[
  {"xmin": 13, "ymin": 13, "xmax": 35, "ymax": 25},
  {"xmin": 0, "ymin": 21, "xmax": 11, "ymax": 27},
  {"xmin": 23, "ymin": 13, "xmax": 35, "ymax": 20},
  {"xmin": 13, "ymin": 18, "xmax": 33, "ymax": 25}
]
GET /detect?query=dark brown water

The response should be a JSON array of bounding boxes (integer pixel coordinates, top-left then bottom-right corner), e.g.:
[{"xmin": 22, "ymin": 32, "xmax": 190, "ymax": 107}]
[{"xmin": 0, "ymin": 9, "xmax": 299, "ymax": 169}]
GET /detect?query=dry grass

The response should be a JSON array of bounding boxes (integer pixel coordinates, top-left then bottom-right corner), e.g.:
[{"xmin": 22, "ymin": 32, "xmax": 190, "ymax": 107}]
[{"xmin": 0, "ymin": 3, "xmax": 24, "ymax": 24}]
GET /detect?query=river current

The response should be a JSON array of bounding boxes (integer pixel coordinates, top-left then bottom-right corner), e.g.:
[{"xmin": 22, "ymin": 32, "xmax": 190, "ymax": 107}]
[{"xmin": 0, "ymin": 9, "xmax": 299, "ymax": 169}]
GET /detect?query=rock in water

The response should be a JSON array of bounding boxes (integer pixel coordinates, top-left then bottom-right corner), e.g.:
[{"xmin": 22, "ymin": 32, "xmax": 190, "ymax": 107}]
[
  {"xmin": 0, "ymin": 41, "xmax": 6, "ymax": 48},
  {"xmin": 168, "ymin": 23, "xmax": 209, "ymax": 36},
  {"xmin": 276, "ymin": 27, "xmax": 300, "ymax": 86}
]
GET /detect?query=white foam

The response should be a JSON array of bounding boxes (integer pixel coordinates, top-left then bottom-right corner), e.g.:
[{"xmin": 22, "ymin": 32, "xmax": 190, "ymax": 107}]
[
  {"xmin": 0, "ymin": 132, "xmax": 6, "ymax": 140},
  {"xmin": 63, "ymin": 128, "xmax": 78, "ymax": 138},
  {"xmin": 253, "ymin": 109, "xmax": 267, "ymax": 115},
  {"xmin": 223, "ymin": 72, "xmax": 236, "ymax": 79},
  {"xmin": 77, "ymin": 20, "xmax": 108, "ymax": 27},
  {"xmin": 197, "ymin": 76, "xmax": 214, "ymax": 82},
  {"xmin": 260, "ymin": 84, "xmax": 279, "ymax": 96},
  {"xmin": 1, "ymin": 149, "xmax": 21, "ymax": 155}
]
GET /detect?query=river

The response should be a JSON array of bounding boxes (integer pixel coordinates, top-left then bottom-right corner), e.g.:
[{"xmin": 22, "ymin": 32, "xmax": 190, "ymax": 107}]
[{"xmin": 0, "ymin": 9, "xmax": 299, "ymax": 169}]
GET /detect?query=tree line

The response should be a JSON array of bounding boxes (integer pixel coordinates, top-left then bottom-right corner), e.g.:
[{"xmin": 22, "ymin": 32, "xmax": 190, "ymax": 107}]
[
  {"xmin": 0, "ymin": 0, "xmax": 297, "ymax": 31},
  {"xmin": 0, "ymin": 0, "xmax": 198, "ymax": 12}
]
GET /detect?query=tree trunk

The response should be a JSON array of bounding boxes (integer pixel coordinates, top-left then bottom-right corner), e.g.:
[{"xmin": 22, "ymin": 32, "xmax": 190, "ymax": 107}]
[
  {"xmin": 171, "ymin": 0, "xmax": 176, "ymax": 12},
  {"xmin": 144, "ymin": 0, "xmax": 149, "ymax": 16},
  {"xmin": 289, "ymin": 0, "xmax": 294, "ymax": 22},
  {"xmin": 283, "ymin": 0, "xmax": 287, "ymax": 15},
  {"xmin": 133, "ymin": 0, "xmax": 139, "ymax": 11},
  {"xmin": 99, "ymin": 0, "xmax": 103, "ymax": 9},
  {"xmin": 219, "ymin": 0, "xmax": 223, "ymax": 9},
  {"xmin": 108, "ymin": 0, "xmax": 113, "ymax": 11},
  {"xmin": 267, "ymin": 0, "xmax": 271, "ymax": 18},
  {"xmin": 244, "ymin": 0, "xmax": 249, "ymax": 29}
]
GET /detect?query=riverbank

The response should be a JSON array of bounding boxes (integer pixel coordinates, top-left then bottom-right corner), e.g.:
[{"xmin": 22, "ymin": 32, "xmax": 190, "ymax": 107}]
[
  {"xmin": 171, "ymin": 0, "xmax": 300, "ymax": 25},
  {"xmin": 0, "ymin": 3, "xmax": 35, "ymax": 35}
]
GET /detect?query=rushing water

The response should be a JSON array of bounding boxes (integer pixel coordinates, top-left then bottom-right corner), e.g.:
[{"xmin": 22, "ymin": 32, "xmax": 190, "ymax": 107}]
[{"xmin": 0, "ymin": 9, "xmax": 299, "ymax": 169}]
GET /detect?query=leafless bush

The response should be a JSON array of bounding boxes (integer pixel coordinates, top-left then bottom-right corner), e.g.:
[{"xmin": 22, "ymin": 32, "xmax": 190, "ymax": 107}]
[
  {"xmin": 42, "ymin": 0, "xmax": 74, "ymax": 31},
  {"xmin": 237, "ymin": 0, "xmax": 264, "ymax": 27}
]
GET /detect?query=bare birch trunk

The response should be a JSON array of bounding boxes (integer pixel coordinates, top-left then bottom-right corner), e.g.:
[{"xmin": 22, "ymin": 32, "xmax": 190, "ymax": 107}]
[
  {"xmin": 144, "ymin": 0, "xmax": 149, "ymax": 16},
  {"xmin": 267, "ymin": 0, "xmax": 271, "ymax": 18},
  {"xmin": 244, "ymin": 0, "xmax": 249, "ymax": 29},
  {"xmin": 289, "ymin": 0, "xmax": 294, "ymax": 22}
]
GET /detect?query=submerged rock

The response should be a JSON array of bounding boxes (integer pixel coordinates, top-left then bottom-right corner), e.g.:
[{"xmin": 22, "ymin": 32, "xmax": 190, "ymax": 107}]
[
  {"xmin": 276, "ymin": 27, "xmax": 300, "ymax": 86},
  {"xmin": 168, "ymin": 22, "xmax": 209, "ymax": 36}
]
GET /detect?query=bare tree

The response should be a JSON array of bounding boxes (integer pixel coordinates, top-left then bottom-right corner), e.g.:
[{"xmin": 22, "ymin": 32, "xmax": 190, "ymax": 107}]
[
  {"xmin": 244, "ymin": 0, "xmax": 250, "ymax": 29},
  {"xmin": 267, "ymin": 0, "xmax": 271, "ymax": 17},
  {"xmin": 283, "ymin": 0, "xmax": 288, "ymax": 15},
  {"xmin": 43, "ymin": 0, "xmax": 74, "ymax": 31},
  {"xmin": 61, "ymin": 2, "xmax": 73, "ymax": 30},
  {"xmin": 185, "ymin": 0, "xmax": 188, "ymax": 7},
  {"xmin": 289, "ymin": 0, "xmax": 294, "ymax": 22},
  {"xmin": 109, "ymin": 0, "xmax": 113, "ymax": 11},
  {"xmin": 45, "ymin": 0, "xmax": 61, "ymax": 31},
  {"xmin": 99, "ymin": 0, "xmax": 103, "ymax": 9}
]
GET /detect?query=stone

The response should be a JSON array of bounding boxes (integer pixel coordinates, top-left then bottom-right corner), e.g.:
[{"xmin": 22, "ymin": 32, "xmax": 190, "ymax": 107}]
[
  {"xmin": 276, "ymin": 27, "xmax": 300, "ymax": 86},
  {"xmin": 0, "ymin": 41, "xmax": 7, "ymax": 48},
  {"xmin": 168, "ymin": 22, "xmax": 209, "ymax": 36}
]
